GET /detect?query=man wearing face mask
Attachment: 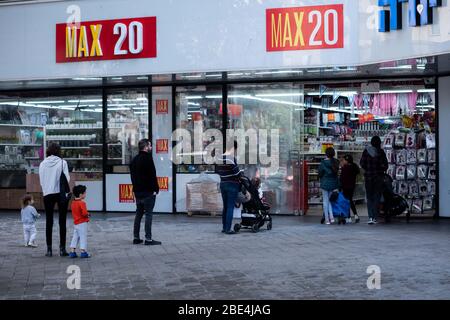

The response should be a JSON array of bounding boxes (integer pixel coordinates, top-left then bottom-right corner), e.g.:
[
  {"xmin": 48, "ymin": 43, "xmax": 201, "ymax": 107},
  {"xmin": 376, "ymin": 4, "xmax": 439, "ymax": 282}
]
[{"xmin": 130, "ymin": 139, "xmax": 161, "ymax": 245}]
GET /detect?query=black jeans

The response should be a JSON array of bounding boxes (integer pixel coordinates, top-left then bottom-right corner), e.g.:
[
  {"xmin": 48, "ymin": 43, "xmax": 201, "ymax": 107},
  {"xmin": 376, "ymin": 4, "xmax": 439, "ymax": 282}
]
[
  {"xmin": 134, "ymin": 192, "xmax": 156, "ymax": 241},
  {"xmin": 44, "ymin": 193, "xmax": 68, "ymax": 248},
  {"xmin": 342, "ymin": 188, "xmax": 358, "ymax": 216},
  {"xmin": 365, "ymin": 176, "xmax": 384, "ymax": 220}
]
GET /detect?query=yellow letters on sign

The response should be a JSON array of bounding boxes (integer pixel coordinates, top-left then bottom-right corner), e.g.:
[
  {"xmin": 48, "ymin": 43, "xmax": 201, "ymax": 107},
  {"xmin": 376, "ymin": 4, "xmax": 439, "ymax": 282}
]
[
  {"xmin": 78, "ymin": 26, "xmax": 89, "ymax": 57},
  {"xmin": 294, "ymin": 12, "xmax": 305, "ymax": 47},
  {"xmin": 90, "ymin": 24, "xmax": 103, "ymax": 57},
  {"xmin": 66, "ymin": 26, "xmax": 77, "ymax": 58}
]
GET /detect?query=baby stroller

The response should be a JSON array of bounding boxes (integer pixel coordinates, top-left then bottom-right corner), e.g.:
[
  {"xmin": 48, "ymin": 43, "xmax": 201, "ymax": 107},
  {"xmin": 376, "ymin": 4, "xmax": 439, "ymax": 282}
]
[
  {"xmin": 233, "ymin": 176, "xmax": 272, "ymax": 233},
  {"xmin": 380, "ymin": 174, "xmax": 409, "ymax": 222}
]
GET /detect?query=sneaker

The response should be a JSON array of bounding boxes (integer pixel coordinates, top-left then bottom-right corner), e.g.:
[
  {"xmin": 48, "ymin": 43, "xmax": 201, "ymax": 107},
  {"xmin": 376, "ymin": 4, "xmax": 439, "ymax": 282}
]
[
  {"xmin": 25, "ymin": 243, "xmax": 29, "ymax": 247},
  {"xmin": 368, "ymin": 218, "xmax": 374, "ymax": 225},
  {"xmin": 330, "ymin": 219, "xmax": 335, "ymax": 224},
  {"xmin": 133, "ymin": 239, "xmax": 143, "ymax": 245},
  {"xmin": 80, "ymin": 252, "xmax": 90, "ymax": 258},
  {"xmin": 225, "ymin": 231, "xmax": 236, "ymax": 235},
  {"xmin": 325, "ymin": 222, "xmax": 331, "ymax": 225},
  {"xmin": 355, "ymin": 215, "xmax": 360, "ymax": 223},
  {"xmin": 144, "ymin": 240, "xmax": 162, "ymax": 245},
  {"xmin": 69, "ymin": 252, "xmax": 78, "ymax": 258},
  {"xmin": 346, "ymin": 218, "xmax": 352, "ymax": 224},
  {"xmin": 28, "ymin": 242, "xmax": 38, "ymax": 248},
  {"xmin": 372, "ymin": 219, "xmax": 378, "ymax": 224}
]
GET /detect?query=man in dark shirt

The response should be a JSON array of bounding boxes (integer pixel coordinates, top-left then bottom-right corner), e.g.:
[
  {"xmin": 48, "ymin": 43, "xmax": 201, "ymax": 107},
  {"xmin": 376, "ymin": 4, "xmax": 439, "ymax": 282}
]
[
  {"xmin": 215, "ymin": 141, "xmax": 242, "ymax": 234},
  {"xmin": 360, "ymin": 136, "xmax": 388, "ymax": 225},
  {"xmin": 130, "ymin": 139, "xmax": 161, "ymax": 245}
]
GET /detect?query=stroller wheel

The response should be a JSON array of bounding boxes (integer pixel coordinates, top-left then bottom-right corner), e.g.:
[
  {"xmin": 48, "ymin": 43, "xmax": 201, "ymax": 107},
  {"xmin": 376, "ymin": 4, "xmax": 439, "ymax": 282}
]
[
  {"xmin": 251, "ymin": 224, "xmax": 259, "ymax": 233},
  {"xmin": 267, "ymin": 222, "xmax": 272, "ymax": 230},
  {"xmin": 233, "ymin": 223, "xmax": 241, "ymax": 233}
]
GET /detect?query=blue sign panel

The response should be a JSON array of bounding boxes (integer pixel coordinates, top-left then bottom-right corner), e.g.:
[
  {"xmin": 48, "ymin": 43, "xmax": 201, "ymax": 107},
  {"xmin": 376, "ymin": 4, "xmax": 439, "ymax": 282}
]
[{"xmin": 378, "ymin": 0, "xmax": 442, "ymax": 32}]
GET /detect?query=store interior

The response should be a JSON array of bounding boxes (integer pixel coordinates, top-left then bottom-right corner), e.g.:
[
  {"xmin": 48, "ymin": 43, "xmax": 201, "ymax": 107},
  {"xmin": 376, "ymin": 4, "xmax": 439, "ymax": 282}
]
[{"xmin": 0, "ymin": 74, "xmax": 437, "ymax": 216}]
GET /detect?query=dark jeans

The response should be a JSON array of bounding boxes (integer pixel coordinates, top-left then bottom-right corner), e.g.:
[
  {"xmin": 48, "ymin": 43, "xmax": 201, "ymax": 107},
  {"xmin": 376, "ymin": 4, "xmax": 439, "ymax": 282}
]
[
  {"xmin": 220, "ymin": 182, "xmax": 240, "ymax": 232},
  {"xmin": 365, "ymin": 176, "xmax": 384, "ymax": 220},
  {"xmin": 44, "ymin": 193, "xmax": 68, "ymax": 248},
  {"xmin": 134, "ymin": 192, "xmax": 156, "ymax": 241},
  {"xmin": 342, "ymin": 188, "xmax": 358, "ymax": 216}
]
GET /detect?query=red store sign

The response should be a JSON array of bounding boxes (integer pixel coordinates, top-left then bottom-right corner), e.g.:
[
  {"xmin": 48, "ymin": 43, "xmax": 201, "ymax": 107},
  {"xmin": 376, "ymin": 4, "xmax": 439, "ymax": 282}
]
[
  {"xmin": 56, "ymin": 16, "xmax": 157, "ymax": 63},
  {"xmin": 266, "ymin": 4, "xmax": 344, "ymax": 52}
]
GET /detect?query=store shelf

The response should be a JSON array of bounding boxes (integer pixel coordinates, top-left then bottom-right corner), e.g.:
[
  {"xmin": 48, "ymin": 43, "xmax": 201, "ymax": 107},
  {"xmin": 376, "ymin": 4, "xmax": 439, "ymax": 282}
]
[
  {"xmin": 61, "ymin": 147, "xmax": 91, "ymax": 149},
  {"xmin": 0, "ymin": 143, "xmax": 42, "ymax": 146},
  {"xmin": 47, "ymin": 138, "xmax": 92, "ymax": 141},
  {"xmin": 0, "ymin": 124, "xmax": 44, "ymax": 128},
  {"xmin": 46, "ymin": 127, "xmax": 102, "ymax": 130},
  {"xmin": 90, "ymin": 143, "xmax": 122, "ymax": 147}
]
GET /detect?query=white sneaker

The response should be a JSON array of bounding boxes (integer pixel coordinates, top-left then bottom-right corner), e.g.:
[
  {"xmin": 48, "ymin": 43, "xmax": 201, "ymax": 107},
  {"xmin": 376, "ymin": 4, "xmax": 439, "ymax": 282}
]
[
  {"xmin": 24, "ymin": 243, "xmax": 29, "ymax": 247},
  {"xmin": 372, "ymin": 219, "xmax": 378, "ymax": 224},
  {"xmin": 28, "ymin": 241, "xmax": 37, "ymax": 248},
  {"xmin": 325, "ymin": 222, "xmax": 331, "ymax": 225},
  {"xmin": 346, "ymin": 218, "xmax": 352, "ymax": 224},
  {"xmin": 330, "ymin": 219, "xmax": 335, "ymax": 224},
  {"xmin": 368, "ymin": 218, "xmax": 374, "ymax": 225}
]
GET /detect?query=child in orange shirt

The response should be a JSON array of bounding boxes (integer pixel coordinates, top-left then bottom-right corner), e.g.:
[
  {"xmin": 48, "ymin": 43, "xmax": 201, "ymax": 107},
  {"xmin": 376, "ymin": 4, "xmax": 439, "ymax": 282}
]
[{"xmin": 69, "ymin": 185, "xmax": 90, "ymax": 258}]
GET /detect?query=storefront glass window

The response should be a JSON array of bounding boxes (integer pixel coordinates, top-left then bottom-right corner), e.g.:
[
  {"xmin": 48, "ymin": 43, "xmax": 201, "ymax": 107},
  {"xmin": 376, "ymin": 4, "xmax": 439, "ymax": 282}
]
[
  {"xmin": 106, "ymin": 89, "xmax": 149, "ymax": 173},
  {"xmin": 0, "ymin": 90, "xmax": 103, "ymax": 210},
  {"xmin": 175, "ymin": 85, "xmax": 222, "ymax": 173},
  {"xmin": 228, "ymin": 83, "xmax": 304, "ymax": 214}
]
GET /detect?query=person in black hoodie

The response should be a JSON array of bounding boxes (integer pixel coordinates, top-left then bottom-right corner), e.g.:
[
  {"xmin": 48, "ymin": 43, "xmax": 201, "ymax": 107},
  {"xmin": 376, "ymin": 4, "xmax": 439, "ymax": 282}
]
[
  {"xmin": 360, "ymin": 136, "xmax": 388, "ymax": 225},
  {"xmin": 340, "ymin": 154, "xmax": 360, "ymax": 223},
  {"xmin": 130, "ymin": 139, "xmax": 161, "ymax": 245}
]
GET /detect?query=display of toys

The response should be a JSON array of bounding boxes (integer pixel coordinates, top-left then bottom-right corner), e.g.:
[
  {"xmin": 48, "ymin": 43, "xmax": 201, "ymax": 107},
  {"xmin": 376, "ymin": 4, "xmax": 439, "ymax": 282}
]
[
  {"xmin": 417, "ymin": 149, "xmax": 427, "ymax": 163},
  {"xmin": 428, "ymin": 165, "xmax": 436, "ymax": 180},
  {"xmin": 428, "ymin": 181, "xmax": 436, "ymax": 195},
  {"xmin": 405, "ymin": 133, "xmax": 416, "ymax": 148},
  {"xmin": 407, "ymin": 165, "xmax": 416, "ymax": 180},
  {"xmin": 423, "ymin": 197, "xmax": 433, "ymax": 211},
  {"xmin": 418, "ymin": 182, "xmax": 429, "ymax": 197},
  {"xmin": 387, "ymin": 164, "xmax": 396, "ymax": 179},
  {"xmin": 396, "ymin": 150, "xmax": 407, "ymax": 165},
  {"xmin": 398, "ymin": 181, "xmax": 408, "ymax": 195},
  {"xmin": 383, "ymin": 134, "xmax": 395, "ymax": 148},
  {"xmin": 406, "ymin": 149, "xmax": 417, "ymax": 164},
  {"xmin": 412, "ymin": 199, "xmax": 423, "ymax": 214},
  {"xmin": 409, "ymin": 182, "xmax": 419, "ymax": 197},
  {"xmin": 426, "ymin": 133, "xmax": 436, "ymax": 149},
  {"xmin": 417, "ymin": 165, "xmax": 428, "ymax": 179},
  {"xmin": 386, "ymin": 149, "xmax": 395, "ymax": 163},
  {"xmin": 395, "ymin": 133, "xmax": 406, "ymax": 147},
  {"xmin": 428, "ymin": 149, "xmax": 436, "ymax": 163},
  {"xmin": 395, "ymin": 166, "xmax": 406, "ymax": 180}
]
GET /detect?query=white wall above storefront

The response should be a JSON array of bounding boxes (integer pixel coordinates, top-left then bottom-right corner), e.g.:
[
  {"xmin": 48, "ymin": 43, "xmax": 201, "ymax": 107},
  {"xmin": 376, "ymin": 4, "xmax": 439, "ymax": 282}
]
[{"xmin": 0, "ymin": 0, "xmax": 449, "ymax": 81}]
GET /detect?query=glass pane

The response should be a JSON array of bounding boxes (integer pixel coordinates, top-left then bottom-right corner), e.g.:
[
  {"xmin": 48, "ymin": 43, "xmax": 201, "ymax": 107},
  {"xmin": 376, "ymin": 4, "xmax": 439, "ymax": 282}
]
[
  {"xmin": 0, "ymin": 89, "xmax": 103, "ymax": 210},
  {"xmin": 106, "ymin": 89, "xmax": 148, "ymax": 173},
  {"xmin": 228, "ymin": 83, "xmax": 304, "ymax": 214},
  {"xmin": 175, "ymin": 85, "xmax": 222, "ymax": 173}
]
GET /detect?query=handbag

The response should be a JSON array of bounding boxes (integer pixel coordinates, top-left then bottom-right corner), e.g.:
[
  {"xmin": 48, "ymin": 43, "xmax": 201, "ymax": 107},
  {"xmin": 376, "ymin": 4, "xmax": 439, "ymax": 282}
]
[{"xmin": 59, "ymin": 159, "xmax": 72, "ymax": 203}]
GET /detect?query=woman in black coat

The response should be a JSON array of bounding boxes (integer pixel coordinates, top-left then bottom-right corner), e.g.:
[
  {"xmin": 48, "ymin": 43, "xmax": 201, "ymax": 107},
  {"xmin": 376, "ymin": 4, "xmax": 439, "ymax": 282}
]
[{"xmin": 340, "ymin": 154, "xmax": 360, "ymax": 223}]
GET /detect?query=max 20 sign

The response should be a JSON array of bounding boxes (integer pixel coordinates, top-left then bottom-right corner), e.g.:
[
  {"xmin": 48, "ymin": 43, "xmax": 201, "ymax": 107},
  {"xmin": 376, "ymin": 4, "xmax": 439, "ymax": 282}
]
[
  {"xmin": 119, "ymin": 179, "xmax": 169, "ymax": 203},
  {"xmin": 266, "ymin": 4, "xmax": 344, "ymax": 52},
  {"xmin": 56, "ymin": 17, "xmax": 157, "ymax": 63}
]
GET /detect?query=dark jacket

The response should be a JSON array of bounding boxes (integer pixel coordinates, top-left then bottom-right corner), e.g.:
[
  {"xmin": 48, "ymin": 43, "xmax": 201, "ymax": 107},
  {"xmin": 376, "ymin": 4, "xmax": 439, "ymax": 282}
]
[
  {"xmin": 318, "ymin": 158, "xmax": 340, "ymax": 191},
  {"xmin": 340, "ymin": 163, "xmax": 360, "ymax": 190},
  {"xmin": 130, "ymin": 151, "xmax": 159, "ymax": 194},
  {"xmin": 359, "ymin": 146, "xmax": 388, "ymax": 178},
  {"xmin": 215, "ymin": 155, "xmax": 242, "ymax": 183}
]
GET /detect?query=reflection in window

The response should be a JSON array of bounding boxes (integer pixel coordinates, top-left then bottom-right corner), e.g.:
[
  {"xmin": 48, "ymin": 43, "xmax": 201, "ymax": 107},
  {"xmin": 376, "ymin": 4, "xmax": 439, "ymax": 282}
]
[
  {"xmin": 175, "ymin": 86, "xmax": 222, "ymax": 173},
  {"xmin": 106, "ymin": 89, "xmax": 148, "ymax": 173}
]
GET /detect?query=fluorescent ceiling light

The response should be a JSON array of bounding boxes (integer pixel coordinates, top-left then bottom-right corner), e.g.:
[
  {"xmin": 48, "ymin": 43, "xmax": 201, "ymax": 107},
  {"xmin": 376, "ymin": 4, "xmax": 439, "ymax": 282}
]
[
  {"xmin": 26, "ymin": 100, "xmax": 65, "ymax": 104},
  {"xmin": 205, "ymin": 74, "xmax": 222, "ymax": 77},
  {"xmin": 185, "ymin": 96, "xmax": 203, "ymax": 100},
  {"xmin": 379, "ymin": 90, "xmax": 413, "ymax": 94},
  {"xmin": 255, "ymin": 93, "xmax": 303, "ymax": 97},
  {"xmin": 254, "ymin": 70, "xmax": 302, "ymax": 75},
  {"xmin": 108, "ymin": 104, "xmax": 136, "ymax": 107},
  {"xmin": 228, "ymin": 73, "xmax": 244, "ymax": 76},
  {"xmin": 72, "ymin": 77, "xmax": 102, "ymax": 81},
  {"xmin": 136, "ymin": 97, "xmax": 148, "ymax": 101},
  {"xmin": 205, "ymin": 95, "xmax": 222, "ymax": 99},
  {"xmin": 108, "ymin": 107, "xmax": 130, "ymax": 111},
  {"xmin": 306, "ymin": 91, "xmax": 358, "ymax": 96},
  {"xmin": 188, "ymin": 102, "xmax": 200, "ymax": 106},
  {"xmin": 417, "ymin": 89, "xmax": 435, "ymax": 93},
  {"xmin": 132, "ymin": 107, "xmax": 148, "ymax": 110},
  {"xmin": 68, "ymin": 99, "xmax": 102, "ymax": 103},
  {"xmin": 184, "ymin": 75, "xmax": 202, "ymax": 79},
  {"xmin": 379, "ymin": 65, "xmax": 412, "ymax": 70}
]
